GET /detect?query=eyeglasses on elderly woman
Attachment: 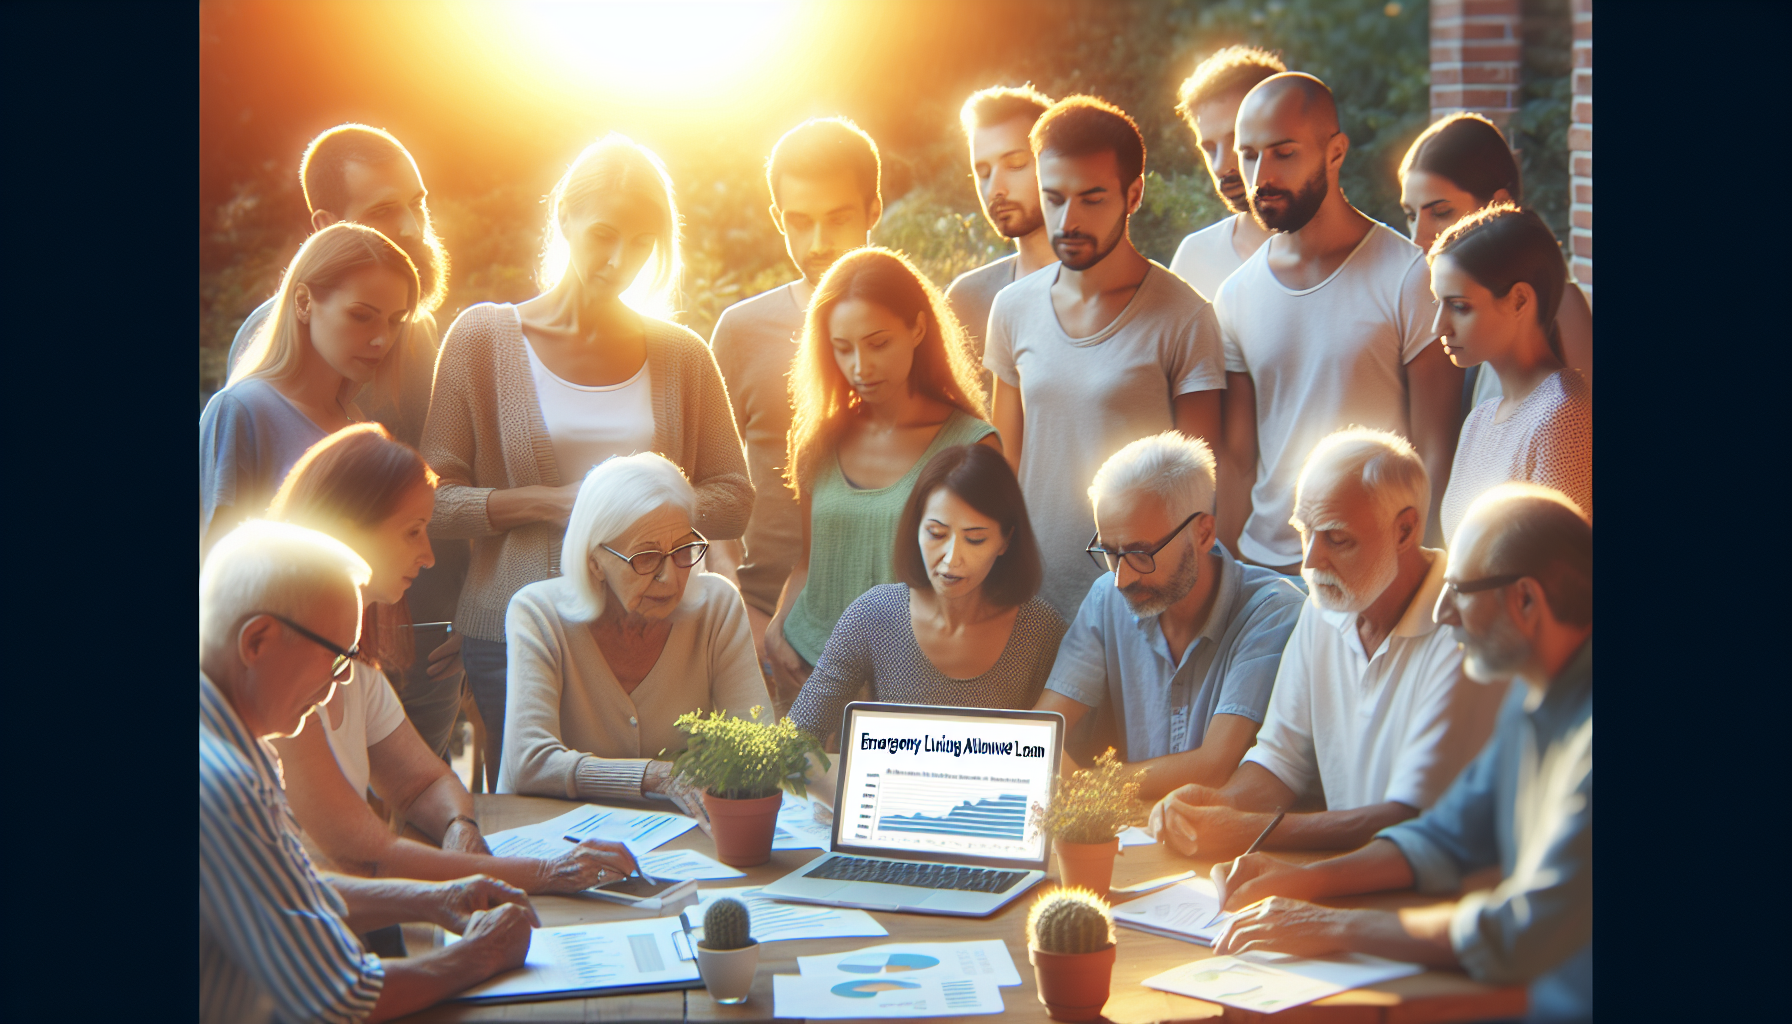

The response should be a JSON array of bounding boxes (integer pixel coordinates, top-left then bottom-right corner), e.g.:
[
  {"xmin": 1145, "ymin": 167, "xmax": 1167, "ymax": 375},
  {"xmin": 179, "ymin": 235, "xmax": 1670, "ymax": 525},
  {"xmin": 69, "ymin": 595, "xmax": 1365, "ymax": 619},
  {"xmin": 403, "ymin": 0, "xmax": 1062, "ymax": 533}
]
[{"xmin": 594, "ymin": 531, "xmax": 710, "ymax": 576}]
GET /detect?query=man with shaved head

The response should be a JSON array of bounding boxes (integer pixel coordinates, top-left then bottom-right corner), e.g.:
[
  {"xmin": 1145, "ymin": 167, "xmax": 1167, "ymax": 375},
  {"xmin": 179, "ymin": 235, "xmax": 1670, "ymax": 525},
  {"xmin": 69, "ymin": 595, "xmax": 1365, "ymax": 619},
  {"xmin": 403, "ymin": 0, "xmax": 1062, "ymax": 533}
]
[
  {"xmin": 1149, "ymin": 428, "xmax": 1506, "ymax": 858},
  {"xmin": 1213, "ymin": 73, "xmax": 1464, "ymax": 574},
  {"xmin": 1168, "ymin": 44, "xmax": 1286, "ymax": 300},
  {"xmin": 1203, "ymin": 482, "xmax": 1592, "ymax": 1024}
]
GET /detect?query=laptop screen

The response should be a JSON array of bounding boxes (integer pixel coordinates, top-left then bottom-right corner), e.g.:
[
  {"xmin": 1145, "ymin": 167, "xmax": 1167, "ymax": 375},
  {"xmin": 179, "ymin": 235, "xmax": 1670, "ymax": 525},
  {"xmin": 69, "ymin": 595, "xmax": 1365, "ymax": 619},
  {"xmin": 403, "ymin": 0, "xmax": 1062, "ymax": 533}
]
[{"xmin": 834, "ymin": 704, "xmax": 1062, "ymax": 867}]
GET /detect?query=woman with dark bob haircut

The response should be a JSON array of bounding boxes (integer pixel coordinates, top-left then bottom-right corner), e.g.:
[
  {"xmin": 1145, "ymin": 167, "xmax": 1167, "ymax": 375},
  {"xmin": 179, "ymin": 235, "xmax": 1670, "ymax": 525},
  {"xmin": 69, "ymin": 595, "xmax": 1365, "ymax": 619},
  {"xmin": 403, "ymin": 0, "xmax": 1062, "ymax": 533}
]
[{"xmin": 788, "ymin": 443, "xmax": 1065, "ymax": 749}]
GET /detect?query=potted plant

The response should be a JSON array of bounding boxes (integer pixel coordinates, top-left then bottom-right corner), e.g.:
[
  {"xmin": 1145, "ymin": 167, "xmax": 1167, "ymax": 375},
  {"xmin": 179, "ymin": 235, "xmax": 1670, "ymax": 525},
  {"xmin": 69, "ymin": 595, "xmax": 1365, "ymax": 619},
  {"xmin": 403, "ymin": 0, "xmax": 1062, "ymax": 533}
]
[
  {"xmin": 670, "ymin": 706, "xmax": 827, "ymax": 867},
  {"xmin": 696, "ymin": 897, "xmax": 758, "ymax": 1004},
  {"xmin": 1027, "ymin": 887, "xmax": 1117, "ymax": 1021},
  {"xmin": 1032, "ymin": 748, "xmax": 1145, "ymax": 896}
]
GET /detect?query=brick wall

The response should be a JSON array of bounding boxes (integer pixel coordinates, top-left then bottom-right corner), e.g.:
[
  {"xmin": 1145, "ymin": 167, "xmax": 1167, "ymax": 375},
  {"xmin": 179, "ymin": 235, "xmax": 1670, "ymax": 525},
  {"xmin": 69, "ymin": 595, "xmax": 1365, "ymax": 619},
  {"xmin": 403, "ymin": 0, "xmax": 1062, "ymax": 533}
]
[
  {"xmin": 1569, "ymin": 0, "xmax": 1592, "ymax": 300},
  {"xmin": 1430, "ymin": 0, "xmax": 1524, "ymax": 129}
]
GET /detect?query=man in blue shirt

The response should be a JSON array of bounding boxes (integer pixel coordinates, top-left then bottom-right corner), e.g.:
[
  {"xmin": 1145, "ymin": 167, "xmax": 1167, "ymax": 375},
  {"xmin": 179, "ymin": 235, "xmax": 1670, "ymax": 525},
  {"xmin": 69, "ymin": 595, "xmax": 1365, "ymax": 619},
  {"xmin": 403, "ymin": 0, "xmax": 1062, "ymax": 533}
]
[
  {"xmin": 200, "ymin": 521, "xmax": 536, "ymax": 1024},
  {"xmin": 1035, "ymin": 431, "xmax": 1305, "ymax": 800},
  {"xmin": 1204, "ymin": 482, "xmax": 1592, "ymax": 1024}
]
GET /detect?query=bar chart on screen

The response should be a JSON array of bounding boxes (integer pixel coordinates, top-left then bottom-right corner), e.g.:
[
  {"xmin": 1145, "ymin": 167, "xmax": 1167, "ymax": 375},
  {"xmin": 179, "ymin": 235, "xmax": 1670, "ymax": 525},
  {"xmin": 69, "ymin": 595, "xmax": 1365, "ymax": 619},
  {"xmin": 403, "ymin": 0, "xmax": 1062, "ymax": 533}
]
[{"xmin": 846, "ymin": 768, "xmax": 1037, "ymax": 856}]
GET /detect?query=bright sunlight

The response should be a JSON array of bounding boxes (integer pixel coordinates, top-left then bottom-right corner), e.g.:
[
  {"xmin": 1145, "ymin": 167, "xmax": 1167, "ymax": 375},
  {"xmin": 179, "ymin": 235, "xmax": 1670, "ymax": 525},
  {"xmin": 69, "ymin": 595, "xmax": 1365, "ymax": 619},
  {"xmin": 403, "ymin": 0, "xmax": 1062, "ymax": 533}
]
[{"xmin": 507, "ymin": 0, "xmax": 803, "ymax": 102}]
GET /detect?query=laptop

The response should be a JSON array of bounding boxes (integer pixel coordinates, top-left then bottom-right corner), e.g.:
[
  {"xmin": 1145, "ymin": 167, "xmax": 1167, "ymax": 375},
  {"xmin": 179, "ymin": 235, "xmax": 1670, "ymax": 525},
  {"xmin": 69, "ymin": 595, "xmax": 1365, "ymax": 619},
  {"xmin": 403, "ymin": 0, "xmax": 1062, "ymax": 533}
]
[{"xmin": 759, "ymin": 702, "xmax": 1063, "ymax": 917}]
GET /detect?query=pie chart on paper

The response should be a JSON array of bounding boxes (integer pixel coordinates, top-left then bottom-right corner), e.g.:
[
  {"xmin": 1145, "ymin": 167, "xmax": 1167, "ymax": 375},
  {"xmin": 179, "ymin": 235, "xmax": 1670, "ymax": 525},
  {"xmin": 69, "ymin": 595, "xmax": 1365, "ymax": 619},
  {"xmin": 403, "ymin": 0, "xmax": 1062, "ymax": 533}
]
[
  {"xmin": 830, "ymin": 978, "xmax": 924, "ymax": 998},
  {"xmin": 836, "ymin": 953, "xmax": 941, "ymax": 975}
]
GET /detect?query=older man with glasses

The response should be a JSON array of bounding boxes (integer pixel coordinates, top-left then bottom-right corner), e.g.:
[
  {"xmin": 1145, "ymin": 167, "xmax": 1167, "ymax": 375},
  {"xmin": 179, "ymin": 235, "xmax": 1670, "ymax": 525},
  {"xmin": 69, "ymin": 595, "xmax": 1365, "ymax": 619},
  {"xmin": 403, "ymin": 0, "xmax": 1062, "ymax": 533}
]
[
  {"xmin": 1148, "ymin": 427, "xmax": 1509, "ymax": 859},
  {"xmin": 1035, "ymin": 432, "xmax": 1305, "ymax": 801},
  {"xmin": 200, "ymin": 521, "xmax": 536, "ymax": 1024},
  {"xmin": 1201, "ymin": 482, "xmax": 1593, "ymax": 1024}
]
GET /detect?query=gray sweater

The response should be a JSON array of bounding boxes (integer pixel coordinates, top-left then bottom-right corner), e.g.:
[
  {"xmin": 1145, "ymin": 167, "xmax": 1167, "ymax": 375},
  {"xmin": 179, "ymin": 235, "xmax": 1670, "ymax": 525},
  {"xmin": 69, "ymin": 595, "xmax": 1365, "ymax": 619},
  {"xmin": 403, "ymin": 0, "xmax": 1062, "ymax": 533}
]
[{"xmin": 421, "ymin": 303, "xmax": 753, "ymax": 642}]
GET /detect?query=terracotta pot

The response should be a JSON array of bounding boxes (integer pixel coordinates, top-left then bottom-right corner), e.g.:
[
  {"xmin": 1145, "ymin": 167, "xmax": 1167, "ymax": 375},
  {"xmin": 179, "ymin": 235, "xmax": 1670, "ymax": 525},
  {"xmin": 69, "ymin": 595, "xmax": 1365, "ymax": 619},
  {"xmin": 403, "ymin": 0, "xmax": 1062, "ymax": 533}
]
[
  {"xmin": 1029, "ymin": 944, "xmax": 1116, "ymax": 1021},
  {"xmin": 1054, "ymin": 837, "xmax": 1121, "ymax": 896},
  {"xmin": 696, "ymin": 940, "xmax": 759, "ymax": 1004},
  {"xmin": 703, "ymin": 791, "xmax": 782, "ymax": 867}
]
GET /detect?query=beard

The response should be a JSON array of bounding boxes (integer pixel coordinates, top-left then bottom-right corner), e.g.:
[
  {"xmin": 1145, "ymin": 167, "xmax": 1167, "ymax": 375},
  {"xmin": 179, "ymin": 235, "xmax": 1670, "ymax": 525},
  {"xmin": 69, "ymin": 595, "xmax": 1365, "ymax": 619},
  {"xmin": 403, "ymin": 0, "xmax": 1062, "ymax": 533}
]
[
  {"xmin": 1454, "ymin": 618, "xmax": 1528, "ymax": 683},
  {"xmin": 1213, "ymin": 170, "xmax": 1251, "ymax": 215},
  {"xmin": 1120, "ymin": 543, "xmax": 1201, "ymax": 619},
  {"xmin": 1304, "ymin": 541, "xmax": 1399, "ymax": 615},
  {"xmin": 988, "ymin": 199, "xmax": 1046, "ymax": 239},
  {"xmin": 398, "ymin": 223, "xmax": 450, "ymax": 314},
  {"xmin": 1249, "ymin": 165, "xmax": 1328, "ymax": 233},
  {"xmin": 801, "ymin": 250, "xmax": 842, "ymax": 285},
  {"xmin": 1052, "ymin": 210, "xmax": 1127, "ymax": 272}
]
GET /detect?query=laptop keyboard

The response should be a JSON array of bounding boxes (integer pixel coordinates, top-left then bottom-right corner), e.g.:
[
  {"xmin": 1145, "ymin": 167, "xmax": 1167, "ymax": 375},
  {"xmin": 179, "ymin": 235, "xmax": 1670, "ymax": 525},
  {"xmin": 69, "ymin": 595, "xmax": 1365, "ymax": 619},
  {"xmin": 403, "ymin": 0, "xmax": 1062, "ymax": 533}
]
[{"xmin": 807, "ymin": 855, "xmax": 1027, "ymax": 893}]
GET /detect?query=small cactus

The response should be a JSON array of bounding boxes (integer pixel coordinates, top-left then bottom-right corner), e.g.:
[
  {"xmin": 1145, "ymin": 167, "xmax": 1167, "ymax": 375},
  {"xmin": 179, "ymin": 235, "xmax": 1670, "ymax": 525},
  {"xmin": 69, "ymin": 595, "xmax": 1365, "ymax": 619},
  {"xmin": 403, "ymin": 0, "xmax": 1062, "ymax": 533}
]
[
  {"xmin": 702, "ymin": 897, "xmax": 754, "ymax": 950},
  {"xmin": 1028, "ymin": 887, "xmax": 1114, "ymax": 954}
]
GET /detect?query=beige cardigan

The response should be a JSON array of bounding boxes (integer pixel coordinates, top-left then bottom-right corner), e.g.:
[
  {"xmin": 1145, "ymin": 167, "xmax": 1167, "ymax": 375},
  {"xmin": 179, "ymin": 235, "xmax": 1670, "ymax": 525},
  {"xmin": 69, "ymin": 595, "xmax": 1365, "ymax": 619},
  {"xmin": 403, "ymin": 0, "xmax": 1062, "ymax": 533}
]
[
  {"xmin": 496, "ymin": 573, "xmax": 772, "ymax": 800},
  {"xmin": 422, "ymin": 303, "xmax": 753, "ymax": 642}
]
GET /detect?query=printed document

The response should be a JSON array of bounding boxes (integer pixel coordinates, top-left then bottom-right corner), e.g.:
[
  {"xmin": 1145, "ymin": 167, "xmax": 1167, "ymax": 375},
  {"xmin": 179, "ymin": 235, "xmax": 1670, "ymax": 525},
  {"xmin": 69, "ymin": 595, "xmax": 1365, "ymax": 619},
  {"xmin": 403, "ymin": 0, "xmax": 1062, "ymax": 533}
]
[
  {"xmin": 797, "ymin": 940, "xmax": 1021, "ymax": 987},
  {"xmin": 773, "ymin": 974, "xmax": 1004, "ymax": 1018},
  {"xmin": 685, "ymin": 886, "xmax": 888, "ymax": 943},
  {"xmin": 451, "ymin": 916, "xmax": 700, "ymax": 1003},
  {"xmin": 1112, "ymin": 878, "xmax": 1235, "ymax": 945},
  {"xmin": 1142, "ymin": 950, "xmax": 1422, "ymax": 1013},
  {"xmin": 482, "ymin": 803, "xmax": 698, "ymax": 860}
]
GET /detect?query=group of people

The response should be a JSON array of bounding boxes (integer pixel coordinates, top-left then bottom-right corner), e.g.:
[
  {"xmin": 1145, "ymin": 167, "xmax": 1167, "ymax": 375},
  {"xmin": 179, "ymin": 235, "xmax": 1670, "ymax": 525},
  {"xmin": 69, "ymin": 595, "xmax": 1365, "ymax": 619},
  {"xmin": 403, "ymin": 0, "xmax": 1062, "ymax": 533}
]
[{"xmin": 199, "ymin": 44, "xmax": 1593, "ymax": 1024}]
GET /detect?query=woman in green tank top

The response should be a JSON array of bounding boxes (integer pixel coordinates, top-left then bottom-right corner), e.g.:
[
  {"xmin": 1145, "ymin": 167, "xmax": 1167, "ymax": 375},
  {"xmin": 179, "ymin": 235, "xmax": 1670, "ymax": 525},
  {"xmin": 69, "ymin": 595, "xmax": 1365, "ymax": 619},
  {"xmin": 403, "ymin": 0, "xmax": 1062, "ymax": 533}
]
[{"xmin": 765, "ymin": 247, "xmax": 1000, "ymax": 707}]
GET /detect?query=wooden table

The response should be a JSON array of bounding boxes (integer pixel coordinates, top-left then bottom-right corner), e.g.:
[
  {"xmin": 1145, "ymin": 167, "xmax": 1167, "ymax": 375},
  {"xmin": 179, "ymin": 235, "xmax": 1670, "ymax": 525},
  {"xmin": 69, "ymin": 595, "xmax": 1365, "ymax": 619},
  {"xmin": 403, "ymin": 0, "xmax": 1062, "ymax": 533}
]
[{"xmin": 397, "ymin": 796, "xmax": 1524, "ymax": 1024}]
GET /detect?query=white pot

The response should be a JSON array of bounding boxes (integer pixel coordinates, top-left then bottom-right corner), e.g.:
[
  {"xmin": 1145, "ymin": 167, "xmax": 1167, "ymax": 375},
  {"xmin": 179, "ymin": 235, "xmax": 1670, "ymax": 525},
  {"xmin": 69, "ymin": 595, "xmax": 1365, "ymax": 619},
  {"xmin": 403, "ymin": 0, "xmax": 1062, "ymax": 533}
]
[{"xmin": 697, "ymin": 940, "xmax": 759, "ymax": 1004}]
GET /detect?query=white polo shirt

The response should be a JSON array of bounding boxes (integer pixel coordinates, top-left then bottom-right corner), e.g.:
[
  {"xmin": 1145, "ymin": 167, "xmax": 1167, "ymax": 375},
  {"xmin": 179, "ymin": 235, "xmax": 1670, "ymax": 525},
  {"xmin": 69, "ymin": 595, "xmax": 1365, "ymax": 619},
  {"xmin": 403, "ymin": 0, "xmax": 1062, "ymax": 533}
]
[{"xmin": 1241, "ymin": 549, "xmax": 1508, "ymax": 812}]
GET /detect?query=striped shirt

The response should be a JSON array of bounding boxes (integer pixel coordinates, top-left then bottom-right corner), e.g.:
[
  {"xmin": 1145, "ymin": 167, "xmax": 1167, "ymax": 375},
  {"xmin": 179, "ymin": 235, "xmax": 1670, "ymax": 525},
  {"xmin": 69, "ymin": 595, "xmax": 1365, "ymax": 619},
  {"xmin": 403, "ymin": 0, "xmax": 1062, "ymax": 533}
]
[{"xmin": 200, "ymin": 673, "xmax": 384, "ymax": 1024}]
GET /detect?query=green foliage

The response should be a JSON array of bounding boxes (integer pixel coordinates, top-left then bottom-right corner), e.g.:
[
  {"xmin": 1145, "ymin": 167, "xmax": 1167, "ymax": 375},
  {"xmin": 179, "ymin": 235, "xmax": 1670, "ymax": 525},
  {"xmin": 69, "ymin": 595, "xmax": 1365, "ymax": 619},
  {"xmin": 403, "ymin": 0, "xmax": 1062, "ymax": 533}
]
[
  {"xmin": 1033, "ymin": 748, "xmax": 1147, "ymax": 845},
  {"xmin": 1028, "ymin": 887, "xmax": 1115, "ymax": 954},
  {"xmin": 670, "ymin": 706, "xmax": 828, "ymax": 801},
  {"xmin": 1513, "ymin": 0, "xmax": 1573, "ymax": 247},
  {"xmin": 702, "ymin": 897, "xmax": 754, "ymax": 950}
]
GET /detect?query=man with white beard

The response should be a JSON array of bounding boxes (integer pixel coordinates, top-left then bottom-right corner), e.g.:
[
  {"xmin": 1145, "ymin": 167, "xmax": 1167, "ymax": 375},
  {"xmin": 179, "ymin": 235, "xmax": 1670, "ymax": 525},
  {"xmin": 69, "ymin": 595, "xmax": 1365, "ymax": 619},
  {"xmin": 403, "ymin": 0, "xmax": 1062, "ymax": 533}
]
[{"xmin": 1148, "ymin": 428, "xmax": 1507, "ymax": 858}]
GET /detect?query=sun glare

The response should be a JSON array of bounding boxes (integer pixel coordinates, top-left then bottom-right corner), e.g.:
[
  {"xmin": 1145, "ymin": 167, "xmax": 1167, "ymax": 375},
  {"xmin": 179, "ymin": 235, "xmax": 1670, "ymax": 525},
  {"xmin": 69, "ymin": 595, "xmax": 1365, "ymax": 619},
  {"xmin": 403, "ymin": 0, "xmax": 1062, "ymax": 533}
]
[{"xmin": 509, "ymin": 0, "xmax": 802, "ymax": 102}]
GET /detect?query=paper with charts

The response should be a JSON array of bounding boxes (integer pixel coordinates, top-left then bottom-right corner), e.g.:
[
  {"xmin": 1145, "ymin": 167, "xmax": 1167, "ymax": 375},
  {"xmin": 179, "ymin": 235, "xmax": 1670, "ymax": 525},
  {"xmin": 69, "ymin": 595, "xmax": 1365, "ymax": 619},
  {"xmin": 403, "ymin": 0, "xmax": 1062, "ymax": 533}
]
[
  {"xmin": 773, "ymin": 790, "xmax": 835, "ymax": 851},
  {"xmin": 1143, "ymin": 951, "xmax": 1423, "ymax": 1013},
  {"xmin": 1111, "ymin": 878, "xmax": 1235, "ymax": 945},
  {"xmin": 797, "ymin": 939, "xmax": 1022, "ymax": 987},
  {"xmin": 451, "ymin": 916, "xmax": 700, "ymax": 1002},
  {"xmin": 773, "ymin": 973, "xmax": 1005, "ymax": 1018},
  {"xmin": 481, "ymin": 803, "xmax": 698, "ymax": 860},
  {"xmin": 688, "ymin": 886, "xmax": 888, "ymax": 943}
]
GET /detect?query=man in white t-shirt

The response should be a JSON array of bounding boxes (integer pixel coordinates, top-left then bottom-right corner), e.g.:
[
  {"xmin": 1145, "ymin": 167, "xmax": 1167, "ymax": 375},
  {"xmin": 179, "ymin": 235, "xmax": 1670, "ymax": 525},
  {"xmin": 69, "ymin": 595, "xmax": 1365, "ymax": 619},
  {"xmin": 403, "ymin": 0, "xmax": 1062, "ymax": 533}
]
[
  {"xmin": 1215, "ymin": 73, "xmax": 1464, "ymax": 573},
  {"xmin": 945, "ymin": 85, "xmax": 1059, "ymax": 386},
  {"xmin": 1148, "ymin": 429, "xmax": 1505, "ymax": 859},
  {"xmin": 710, "ymin": 118, "xmax": 882, "ymax": 686},
  {"xmin": 1167, "ymin": 45, "xmax": 1284, "ymax": 300},
  {"xmin": 985, "ymin": 96, "xmax": 1226, "ymax": 621}
]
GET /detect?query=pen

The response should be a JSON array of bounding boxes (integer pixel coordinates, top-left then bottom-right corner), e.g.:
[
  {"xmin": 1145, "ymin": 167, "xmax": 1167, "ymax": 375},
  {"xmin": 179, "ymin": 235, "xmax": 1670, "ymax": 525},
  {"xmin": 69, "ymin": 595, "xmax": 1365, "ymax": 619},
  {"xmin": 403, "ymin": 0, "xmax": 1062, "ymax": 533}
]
[
  {"xmin": 1206, "ymin": 808, "xmax": 1287, "ymax": 928},
  {"xmin": 400, "ymin": 621, "xmax": 454, "ymax": 631},
  {"xmin": 1241, "ymin": 808, "xmax": 1287, "ymax": 857},
  {"xmin": 564, "ymin": 835, "xmax": 657, "ymax": 884}
]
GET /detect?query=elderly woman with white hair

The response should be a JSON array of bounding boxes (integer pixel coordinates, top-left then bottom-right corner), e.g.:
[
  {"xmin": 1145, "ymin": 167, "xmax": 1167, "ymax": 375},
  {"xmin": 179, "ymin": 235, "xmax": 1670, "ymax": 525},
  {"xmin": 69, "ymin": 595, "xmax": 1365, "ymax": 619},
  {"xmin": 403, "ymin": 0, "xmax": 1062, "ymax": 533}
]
[{"xmin": 498, "ymin": 453, "xmax": 770, "ymax": 828}]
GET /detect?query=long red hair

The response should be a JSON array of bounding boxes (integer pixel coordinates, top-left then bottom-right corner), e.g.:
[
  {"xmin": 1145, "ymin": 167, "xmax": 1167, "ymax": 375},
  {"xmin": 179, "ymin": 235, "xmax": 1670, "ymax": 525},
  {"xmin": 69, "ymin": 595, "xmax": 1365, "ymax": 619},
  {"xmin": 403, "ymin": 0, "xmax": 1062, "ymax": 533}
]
[{"xmin": 784, "ymin": 247, "xmax": 986, "ymax": 502}]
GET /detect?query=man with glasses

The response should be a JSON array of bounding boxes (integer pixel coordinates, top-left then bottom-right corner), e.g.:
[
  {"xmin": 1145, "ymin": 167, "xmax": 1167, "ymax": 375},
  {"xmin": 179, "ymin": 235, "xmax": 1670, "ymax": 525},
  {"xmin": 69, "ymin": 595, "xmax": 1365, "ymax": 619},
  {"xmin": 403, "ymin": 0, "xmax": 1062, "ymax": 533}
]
[
  {"xmin": 1202, "ymin": 482, "xmax": 1592, "ymax": 1024},
  {"xmin": 1149, "ymin": 428, "xmax": 1506, "ymax": 858},
  {"xmin": 201, "ymin": 521, "xmax": 536, "ymax": 1024},
  {"xmin": 1035, "ymin": 432, "xmax": 1303, "ymax": 801}
]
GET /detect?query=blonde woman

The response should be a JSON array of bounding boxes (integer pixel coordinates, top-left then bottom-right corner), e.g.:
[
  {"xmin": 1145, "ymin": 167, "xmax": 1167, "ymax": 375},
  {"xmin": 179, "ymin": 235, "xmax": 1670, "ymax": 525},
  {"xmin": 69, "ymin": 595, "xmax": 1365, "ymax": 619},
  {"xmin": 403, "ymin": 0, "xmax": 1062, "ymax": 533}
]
[
  {"xmin": 200, "ymin": 222, "xmax": 419, "ymax": 556},
  {"xmin": 422, "ymin": 134, "xmax": 751, "ymax": 776},
  {"xmin": 764, "ymin": 246, "xmax": 1000, "ymax": 705}
]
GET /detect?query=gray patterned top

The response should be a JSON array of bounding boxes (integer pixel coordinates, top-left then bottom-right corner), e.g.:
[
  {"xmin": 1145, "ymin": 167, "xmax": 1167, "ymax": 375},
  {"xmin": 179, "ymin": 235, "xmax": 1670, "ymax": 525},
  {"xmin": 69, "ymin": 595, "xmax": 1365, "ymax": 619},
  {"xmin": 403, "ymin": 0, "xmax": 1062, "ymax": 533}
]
[{"xmin": 789, "ymin": 584, "xmax": 1067, "ymax": 741}]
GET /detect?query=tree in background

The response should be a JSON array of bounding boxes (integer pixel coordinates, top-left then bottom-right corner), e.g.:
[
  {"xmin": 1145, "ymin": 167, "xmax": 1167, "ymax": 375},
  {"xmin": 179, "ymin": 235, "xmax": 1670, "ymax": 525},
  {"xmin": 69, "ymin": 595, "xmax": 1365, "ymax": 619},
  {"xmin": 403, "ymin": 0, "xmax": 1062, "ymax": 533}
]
[{"xmin": 201, "ymin": 1, "xmax": 1569, "ymax": 409}]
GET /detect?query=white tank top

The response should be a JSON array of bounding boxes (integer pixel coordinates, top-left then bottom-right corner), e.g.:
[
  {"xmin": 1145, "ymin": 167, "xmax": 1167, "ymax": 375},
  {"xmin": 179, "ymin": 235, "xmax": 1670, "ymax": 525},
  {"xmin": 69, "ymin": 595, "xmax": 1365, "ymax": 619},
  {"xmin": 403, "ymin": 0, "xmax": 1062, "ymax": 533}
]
[{"xmin": 523, "ymin": 331, "xmax": 656, "ymax": 485}]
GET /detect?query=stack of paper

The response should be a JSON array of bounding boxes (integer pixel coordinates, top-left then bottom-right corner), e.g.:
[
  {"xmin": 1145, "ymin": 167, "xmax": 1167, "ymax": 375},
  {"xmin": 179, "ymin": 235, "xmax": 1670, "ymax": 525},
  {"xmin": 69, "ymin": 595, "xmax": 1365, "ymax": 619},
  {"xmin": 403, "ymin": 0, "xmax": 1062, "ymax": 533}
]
[
  {"xmin": 684, "ymin": 886, "xmax": 889, "ymax": 944},
  {"xmin": 1111, "ymin": 878, "xmax": 1234, "ymax": 945},
  {"xmin": 451, "ymin": 915, "xmax": 701, "ymax": 1003},
  {"xmin": 636, "ymin": 847, "xmax": 745, "ymax": 881},
  {"xmin": 772, "ymin": 791, "xmax": 834, "ymax": 851},
  {"xmin": 1142, "ymin": 950, "xmax": 1423, "ymax": 1013},
  {"xmin": 773, "ymin": 939, "xmax": 1018, "ymax": 1018},
  {"xmin": 483, "ymin": 803, "xmax": 699, "ymax": 861},
  {"xmin": 1117, "ymin": 826, "xmax": 1158, "ymax": 847}
]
